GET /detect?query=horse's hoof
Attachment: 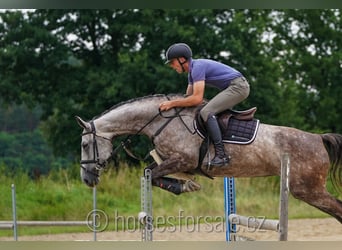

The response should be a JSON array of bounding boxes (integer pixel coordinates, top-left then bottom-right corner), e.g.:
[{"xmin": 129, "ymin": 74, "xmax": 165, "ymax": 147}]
[{"xmin": 182, "ymin": 180, "xmax": 201, "ymax": 192}]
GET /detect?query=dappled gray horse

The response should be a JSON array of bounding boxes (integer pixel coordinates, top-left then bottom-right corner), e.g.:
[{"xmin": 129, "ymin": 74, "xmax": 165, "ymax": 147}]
[{"xmin": 76, "ymin": 94, "xmax": 342, "ymax": 223}]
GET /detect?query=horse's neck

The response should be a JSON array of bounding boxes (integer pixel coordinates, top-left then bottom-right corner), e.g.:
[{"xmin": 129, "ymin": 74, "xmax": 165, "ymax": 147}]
[
  {"xmin": 93, "ymin": 95, "xmax": 196, "ymax": 139},
  {"xmin": 94, "ymin": 99, "xmax": 162, "ymax": 138}
]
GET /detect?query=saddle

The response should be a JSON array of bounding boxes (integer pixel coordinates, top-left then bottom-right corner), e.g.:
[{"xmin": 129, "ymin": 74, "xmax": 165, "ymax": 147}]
[{"xmin": 194, "ymin": 106, "xmax": 260, "ymax": 145}]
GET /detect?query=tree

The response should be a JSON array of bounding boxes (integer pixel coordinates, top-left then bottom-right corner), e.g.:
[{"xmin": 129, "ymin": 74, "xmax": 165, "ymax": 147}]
[
  {"xmin": 269, "ymin": 10, "xmax": 342, "ymax": 132},
  {"xmin": 1, "ymin": 9, "xmax": 341, "ymax": 161}
]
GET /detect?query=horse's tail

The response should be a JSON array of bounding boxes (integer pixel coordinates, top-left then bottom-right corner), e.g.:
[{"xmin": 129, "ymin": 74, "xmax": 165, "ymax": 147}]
[{"xmin": 321, "ymin": 133, "xmax": 342, "ymax": 193}]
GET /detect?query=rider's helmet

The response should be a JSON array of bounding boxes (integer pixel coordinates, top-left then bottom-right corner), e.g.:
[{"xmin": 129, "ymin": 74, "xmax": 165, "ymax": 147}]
[{"xmin": 164, "ymin": 43, "xmax": 192, "ymax": 64}]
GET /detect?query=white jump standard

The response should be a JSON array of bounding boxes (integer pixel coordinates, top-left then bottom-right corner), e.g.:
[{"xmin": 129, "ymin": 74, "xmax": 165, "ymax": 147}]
[{"xmin": 140, "ymin": 168, "xmax": 153, "ymax": 241}]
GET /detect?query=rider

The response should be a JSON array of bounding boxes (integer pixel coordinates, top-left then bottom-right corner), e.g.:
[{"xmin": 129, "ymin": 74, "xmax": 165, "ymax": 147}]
[{"xmin": 159, "ymin": 43, "xmax": 250, "ymax": 167}]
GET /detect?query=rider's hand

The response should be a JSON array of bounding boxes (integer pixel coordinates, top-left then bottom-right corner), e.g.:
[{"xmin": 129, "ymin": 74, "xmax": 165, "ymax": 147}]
[{"xmin": 159, "ymin": 101, "xmax": 173, "ymax": 111}]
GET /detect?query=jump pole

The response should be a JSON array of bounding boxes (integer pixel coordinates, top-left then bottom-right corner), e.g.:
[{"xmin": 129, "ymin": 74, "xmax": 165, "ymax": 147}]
[
  {"xmin": 11, "ymin": 184, "xmax": 18, "ymax": 241},
  {"xmin": 139, "ymin": 149, "xmax": 164, "ymax": 241},
  {"xmin": 140, "ymin": 167, "xmax": 153, "ymax": 241},
  {"xmin": 279, "ymin": 153, "xmax": 290, "ymax": 241},
  {"xmin": 224, "ymin": 153, "xmax": 290, "ymax": 241},
  {"xmin": 93, "ymin": 186, "xmax": 97, "ymax": 241},
  {"xmin": 224, "ymin": 177, "xmax": 236, "ymax": 241}
]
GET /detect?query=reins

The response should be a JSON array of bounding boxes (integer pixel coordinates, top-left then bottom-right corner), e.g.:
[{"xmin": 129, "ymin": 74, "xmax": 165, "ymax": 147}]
[
  {"xmin": 112, "ymin": 111, "xmax": 160, "ymax": 161},
  {"xmin": 80, "ymin": 96, "xmax": 196, "ymax": 173},
  {"xmin": 113, "ymin": 106, "xmax": 195, "ymax": 162}
]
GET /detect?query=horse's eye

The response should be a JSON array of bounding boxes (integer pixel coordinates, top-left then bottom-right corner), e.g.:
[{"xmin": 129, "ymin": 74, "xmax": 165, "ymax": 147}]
[{"xmin": 82, "ymin": 141, "xmax": 89, "ymax": 149}]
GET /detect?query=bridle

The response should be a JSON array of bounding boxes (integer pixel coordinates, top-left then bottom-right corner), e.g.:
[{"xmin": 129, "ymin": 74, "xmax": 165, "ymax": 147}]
[
  {"xmin": 80, "ymin": 120, "xmax": 112, "ymax": 177},
  {"xmin": 110, "ymin": 106, "xmax": 195, "ymax": 160},
  {"xmin": 80, "ymin": 98, "xmax": 195, "ymax": 177}
]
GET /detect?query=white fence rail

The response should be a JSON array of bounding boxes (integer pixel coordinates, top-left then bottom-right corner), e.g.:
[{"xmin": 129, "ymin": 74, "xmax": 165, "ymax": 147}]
[
  {"xmin": 1, "ymin": 184, "xmax": 96, "ymax": 241},
  {"xmin": 0, "ymin": 220, "xmax": 90, "ymax": 229}
]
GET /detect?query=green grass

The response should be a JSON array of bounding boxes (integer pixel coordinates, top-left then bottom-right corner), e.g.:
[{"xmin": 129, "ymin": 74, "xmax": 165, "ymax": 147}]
[{"xmin": 0, "ymin": 163, "xmax": 340, "ymax": 237}]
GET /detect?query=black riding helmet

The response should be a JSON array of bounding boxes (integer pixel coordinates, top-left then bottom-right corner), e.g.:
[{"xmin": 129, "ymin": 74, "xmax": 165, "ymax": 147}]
[{"xmin": 164, "ymin": 43, "xmax": 192, "ymax": 64}]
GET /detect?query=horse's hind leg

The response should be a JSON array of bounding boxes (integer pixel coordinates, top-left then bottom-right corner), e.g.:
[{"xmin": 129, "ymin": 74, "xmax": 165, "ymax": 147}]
[
  {"xmin": 296, "ymin": 190, "xmax": 342, "ymax": 224},
  {"xmin": 290, "ymin": 178, "xmax": 342, "ymax": 224}
]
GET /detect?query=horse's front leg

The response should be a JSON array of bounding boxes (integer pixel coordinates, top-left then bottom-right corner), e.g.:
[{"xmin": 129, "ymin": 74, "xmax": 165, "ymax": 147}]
[
  {"xmin": 147, "ymin": 154, "xmax": 201, "ymax": 195},
  {"xmin": 150, "ymin": 153, "xmax": 192, "ymax": 179}
]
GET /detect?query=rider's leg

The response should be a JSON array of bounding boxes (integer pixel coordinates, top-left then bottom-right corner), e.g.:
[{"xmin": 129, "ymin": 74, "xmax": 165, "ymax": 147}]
[
  {"xmin": 205, "ymin": 114, "xmax": 229, "ymax": 166},
  {"xmin": 200, "ymin": 77, "xmax": 250, "ymax": 167}
]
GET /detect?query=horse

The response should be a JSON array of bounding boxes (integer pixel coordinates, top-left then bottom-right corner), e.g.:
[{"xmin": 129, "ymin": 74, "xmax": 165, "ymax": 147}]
[{"xmin": 76, "ymin": 94, "xmax": 342, "ymax": 223}]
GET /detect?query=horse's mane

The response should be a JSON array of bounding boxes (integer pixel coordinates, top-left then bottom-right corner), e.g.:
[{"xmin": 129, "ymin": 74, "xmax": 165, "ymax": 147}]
[{"xmin": 92, "ymin": 93, "xmax": 184, "ymax": 120}]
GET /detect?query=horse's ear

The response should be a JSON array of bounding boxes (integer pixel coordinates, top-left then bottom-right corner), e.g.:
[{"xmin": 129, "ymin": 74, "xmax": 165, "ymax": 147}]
[{"xmin": 75, "ymin": 116, "xmax": 91, "ymax": 130}]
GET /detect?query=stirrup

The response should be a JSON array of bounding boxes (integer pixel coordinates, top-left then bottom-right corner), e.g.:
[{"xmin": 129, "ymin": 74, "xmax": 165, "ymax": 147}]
[{"xmin": 207, "ymin": 156, "xmax": 230, "ymax": 167}]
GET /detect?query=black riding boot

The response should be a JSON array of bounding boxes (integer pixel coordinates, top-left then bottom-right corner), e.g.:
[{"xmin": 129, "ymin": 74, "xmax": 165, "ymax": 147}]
[{"xmin": 205, "ymin": 115, "xmax": 229, "ymax": 167}]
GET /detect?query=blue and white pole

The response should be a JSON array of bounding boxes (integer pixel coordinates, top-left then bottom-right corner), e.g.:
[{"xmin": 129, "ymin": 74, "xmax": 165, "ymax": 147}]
[{"xmin": 224, "ymin": 177, "xmax": 236, "ymax": 241}]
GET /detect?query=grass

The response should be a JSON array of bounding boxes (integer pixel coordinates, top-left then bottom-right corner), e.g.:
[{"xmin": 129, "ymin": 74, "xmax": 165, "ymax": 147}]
[{"xmin": 0, "ymin": 162, "xmax": 339, "ymax": 237}]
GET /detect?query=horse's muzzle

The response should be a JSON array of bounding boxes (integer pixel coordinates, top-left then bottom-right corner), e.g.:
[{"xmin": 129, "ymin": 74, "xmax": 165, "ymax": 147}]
[
  {"xmin": 80, "ymin": 165, "xmax": 100, "ymax": 187},
  {"xmin": 83, "ymin": 176, "xmax": 99, "ymax": 187}
]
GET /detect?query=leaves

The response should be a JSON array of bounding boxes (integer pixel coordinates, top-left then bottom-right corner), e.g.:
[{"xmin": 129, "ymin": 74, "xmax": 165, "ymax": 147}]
[{"xmin": 0, "ymin": 9, "xmax": 341, "ymax": 159}]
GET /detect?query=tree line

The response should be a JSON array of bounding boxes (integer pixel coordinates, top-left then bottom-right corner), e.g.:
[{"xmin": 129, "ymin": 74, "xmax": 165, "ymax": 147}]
[{"xmin": 0, "ymin": 9, "xmax": 341, "ymax": 175}]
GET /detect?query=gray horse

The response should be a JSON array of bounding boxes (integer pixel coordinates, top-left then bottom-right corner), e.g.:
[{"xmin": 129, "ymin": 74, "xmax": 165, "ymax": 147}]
[{"xmin": 76, "ymin": 94, "xmax": 342, "ymax": 223}]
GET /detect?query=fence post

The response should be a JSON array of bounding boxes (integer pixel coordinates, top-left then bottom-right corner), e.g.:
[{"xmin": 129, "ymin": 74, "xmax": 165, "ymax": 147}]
[
  {"xmin": 11, "ymin": 184, "xmax": 18, "ymax": 241},
  {"xmin": 141, "ymin": 168, "xmax": 153, "ymax": 241},
  {"xmin": 279, "ymin": 153, "xmax": 290, "ymax": 241},
  {"xmin": 224, "ymin": 177, "xmax": 236, "ymax": 241},
  {"xmin": 93, "ymin": 186, "xmax": 97, "ymax": 241}
]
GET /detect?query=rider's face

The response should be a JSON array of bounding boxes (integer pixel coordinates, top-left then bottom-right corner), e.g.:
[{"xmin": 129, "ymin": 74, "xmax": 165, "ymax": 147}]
[{"xmin": 169, "ymin": 58, "xmax": 186, "ymax": 73}]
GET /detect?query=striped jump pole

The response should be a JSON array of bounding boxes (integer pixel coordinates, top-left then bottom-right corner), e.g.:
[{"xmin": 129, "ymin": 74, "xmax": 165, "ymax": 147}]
[
  {"xmin": 140, "ymin": 168, "xmax": 153, "ymax": 241},
  {"xmin": 224, "ymin": 177, "xmax": 236, "ymax": 241}
]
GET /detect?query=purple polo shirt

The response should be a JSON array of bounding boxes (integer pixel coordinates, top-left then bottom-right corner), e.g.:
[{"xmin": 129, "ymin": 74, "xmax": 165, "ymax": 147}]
[{"xmin": 188, "ymin": 58, "xmax": 242, "ymax": 90}]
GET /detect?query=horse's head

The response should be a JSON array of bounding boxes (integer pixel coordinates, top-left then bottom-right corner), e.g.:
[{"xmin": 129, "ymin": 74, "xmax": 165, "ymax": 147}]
[{"xmin": 75, "ymin": 116, "xmax": 113, "ymax": 187}]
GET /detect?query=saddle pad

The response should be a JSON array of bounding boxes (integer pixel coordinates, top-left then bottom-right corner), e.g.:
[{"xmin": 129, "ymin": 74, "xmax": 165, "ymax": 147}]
[
  {"xmin": 193, "ymin": 117, "xmax": 260, "ymax": 145},
  {"xmin": 222, "ymin": 118, "xmax": 260, "ymax": 144}
]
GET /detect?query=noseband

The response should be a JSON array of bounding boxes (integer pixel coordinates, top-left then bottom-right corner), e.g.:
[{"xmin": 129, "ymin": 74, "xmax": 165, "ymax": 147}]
[{"xmin": 80, "ymin": 120, "xmax": 112, "ymax": 177}]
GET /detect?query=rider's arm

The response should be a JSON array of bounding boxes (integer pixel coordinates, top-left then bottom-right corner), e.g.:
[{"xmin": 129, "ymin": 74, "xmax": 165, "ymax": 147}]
[
  {"xmin": 186, "ymin": 84, "xmax": 193, "ymax": 96},
  {"xmin": 160, "ymin": 81, "xmax": 205, "ymax": 111}
]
